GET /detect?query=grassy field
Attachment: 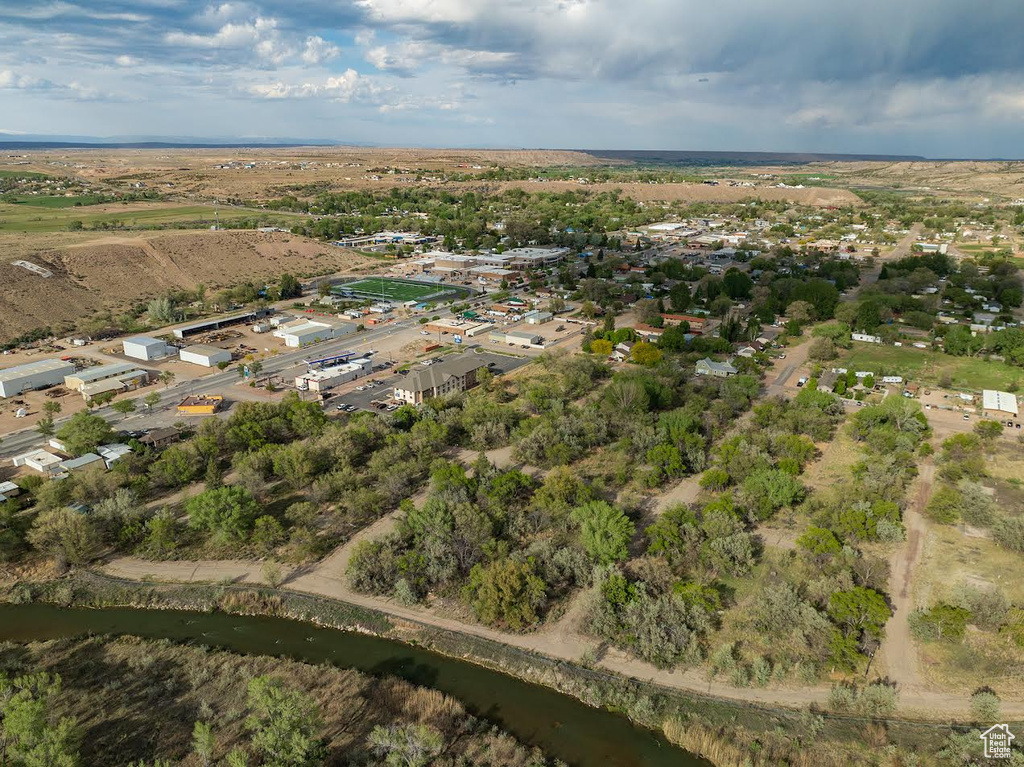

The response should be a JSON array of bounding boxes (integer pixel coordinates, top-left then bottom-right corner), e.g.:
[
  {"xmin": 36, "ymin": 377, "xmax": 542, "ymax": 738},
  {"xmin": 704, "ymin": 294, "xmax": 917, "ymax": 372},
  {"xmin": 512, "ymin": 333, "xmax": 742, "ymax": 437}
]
[
  {"xmin": 341, "ymin": 277, "xmax": 443, "ymax": 302},
  {"xmin": 3, "ymin": 194, "xmax": 110, "ymax": 208},
  {"xmin": 0, "ymin": 200, "xmax": 301, "ymax": 232},
  {"xmin": 838, "ymin": 342, "xmax": 1022, "ymax": 390},
  {"xmin": 0, "ymin": 169, "xmax": 51, "ymax": 180}
]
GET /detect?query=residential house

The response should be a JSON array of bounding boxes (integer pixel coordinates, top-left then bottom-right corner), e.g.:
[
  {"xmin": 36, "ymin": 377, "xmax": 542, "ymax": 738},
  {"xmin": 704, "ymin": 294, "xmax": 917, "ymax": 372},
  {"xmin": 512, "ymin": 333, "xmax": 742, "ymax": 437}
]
[{"xmin": 695, "ymin": 358, "xmax": 738, "ymax": 377}]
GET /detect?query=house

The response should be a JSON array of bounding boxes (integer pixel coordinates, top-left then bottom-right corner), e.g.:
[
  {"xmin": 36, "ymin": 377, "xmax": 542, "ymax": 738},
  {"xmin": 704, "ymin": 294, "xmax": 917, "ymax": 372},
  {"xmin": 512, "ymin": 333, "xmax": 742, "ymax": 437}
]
[
  {"xmin": 610, "ymin": 342, "xmax": 635, "ymax": 363},
  {"xmin": 851, "ymin": 332, "xmax": 882, "ymax": 344},
  {"xmin": 139, "ymin": 427, "xmax": 181, "ymax": 449},
  {"xmin": 695, "ymin": 358, "xmax": 738, "ymax": 377},
  {"xmin": 817, "ymin": 371, "xmax": 839, "ymax": 393},
  {"xmin": 393, "ymin": 355, "xmax": 487, "ymax": 405},
  {"xmin": 97, "ymin": 443, "xmax": 133, "ymax": 469},
  {"xmin": 756, "ymin": 327, "xmax": 782, "ymax": 345},
  {"xmin": 736, "ymin": 340, "xmax": 765, "ymax": 358},
  {"xmin": 11, "ymin": 449, "xmax": 64, "ymax": 475},
  {"xmin": 0, "ymin": 480, "xmax": 20, "ymax": 502},
  {"xmin": 59, "ymin": 453, "xmax": 105, "ymax": 475}
]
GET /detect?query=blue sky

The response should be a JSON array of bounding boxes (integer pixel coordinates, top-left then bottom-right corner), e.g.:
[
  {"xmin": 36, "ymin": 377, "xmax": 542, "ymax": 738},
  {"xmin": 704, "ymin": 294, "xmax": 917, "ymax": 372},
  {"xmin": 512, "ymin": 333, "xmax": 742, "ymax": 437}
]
[{"xmin": 1, "ymin": 1, "xmax": 1023, "ymax": 156}]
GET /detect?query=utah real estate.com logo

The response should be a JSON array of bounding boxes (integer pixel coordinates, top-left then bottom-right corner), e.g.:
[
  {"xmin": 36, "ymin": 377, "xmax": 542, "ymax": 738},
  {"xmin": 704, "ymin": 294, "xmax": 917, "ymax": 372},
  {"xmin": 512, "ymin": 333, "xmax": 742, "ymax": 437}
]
[{"xmin": 981, "ymin": 724, "xmax": 1015, "ymax": 759}]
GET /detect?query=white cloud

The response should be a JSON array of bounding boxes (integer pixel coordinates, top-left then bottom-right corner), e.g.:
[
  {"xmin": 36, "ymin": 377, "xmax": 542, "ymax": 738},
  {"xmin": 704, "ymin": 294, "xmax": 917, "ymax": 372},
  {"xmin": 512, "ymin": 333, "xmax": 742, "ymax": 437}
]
[
  {"xmin": 245, "ymin": 69, "xmax": 376, "ymax": 101},
  {"xmin": 115, "ymin": 54, "xmax": 140, "ymax": 67},
  {"xmin": 301, "ymin": 35, "xmax": 341, "ymax": 65}
]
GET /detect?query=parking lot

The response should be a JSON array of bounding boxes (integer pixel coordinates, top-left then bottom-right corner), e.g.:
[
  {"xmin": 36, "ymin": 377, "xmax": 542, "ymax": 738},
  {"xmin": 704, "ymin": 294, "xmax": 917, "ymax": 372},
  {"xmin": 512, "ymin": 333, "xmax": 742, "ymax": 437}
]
[{"xmin": 323, "ymin": 349, "xmax": 532, "ymax": 413}]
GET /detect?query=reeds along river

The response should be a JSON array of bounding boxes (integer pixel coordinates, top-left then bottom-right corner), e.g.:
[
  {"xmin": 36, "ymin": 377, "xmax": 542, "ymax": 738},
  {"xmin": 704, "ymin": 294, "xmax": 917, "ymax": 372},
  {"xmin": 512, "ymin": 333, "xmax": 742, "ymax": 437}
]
[{"xmin": 0, "ymin": 604, "xmax": 706, "ymax": 767}]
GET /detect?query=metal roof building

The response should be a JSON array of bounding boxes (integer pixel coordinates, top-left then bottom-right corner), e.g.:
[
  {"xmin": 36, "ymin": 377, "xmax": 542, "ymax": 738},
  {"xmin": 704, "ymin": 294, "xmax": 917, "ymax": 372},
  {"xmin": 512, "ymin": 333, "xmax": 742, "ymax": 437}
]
[
  {"xmin": 983, "ymin": 389, "xmax": 1020, "ymax": 417},
  {"xmin": 0, "ymin": 359, "xmax": 76, "ymax": 398}
]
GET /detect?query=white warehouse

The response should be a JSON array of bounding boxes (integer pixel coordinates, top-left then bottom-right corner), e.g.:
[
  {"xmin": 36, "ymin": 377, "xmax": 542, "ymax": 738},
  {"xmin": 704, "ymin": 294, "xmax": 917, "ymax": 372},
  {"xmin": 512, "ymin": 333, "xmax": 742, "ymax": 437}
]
[
  {"xmin": 179, "ymin": 345, "xmax": 232, "ymax": 367},
  {"xmin": 273, "ymin": 319, "xmax": 356, "ymax": 348},
  {"xmin": 0, "ymin": 359, "xmax": 76, "ymax": 398},
  {"xmin": 295, "ymin": 358, "xmax": 372, "ymax": 392},
  {"xmin": 122, "ymin": 335, "xmax": 172, "ymax": 361}
]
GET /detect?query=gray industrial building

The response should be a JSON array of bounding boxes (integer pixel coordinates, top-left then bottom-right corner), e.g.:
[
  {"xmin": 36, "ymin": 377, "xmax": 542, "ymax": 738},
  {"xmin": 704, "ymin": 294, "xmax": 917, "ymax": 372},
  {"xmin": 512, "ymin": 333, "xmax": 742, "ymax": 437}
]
[
  {"xmin": 122, "ymin": 335, "xmax": 172, "ymax": 361},
  {"xmin": 0, "ymin": 359, "xmax": 76, "ymax": 398}
]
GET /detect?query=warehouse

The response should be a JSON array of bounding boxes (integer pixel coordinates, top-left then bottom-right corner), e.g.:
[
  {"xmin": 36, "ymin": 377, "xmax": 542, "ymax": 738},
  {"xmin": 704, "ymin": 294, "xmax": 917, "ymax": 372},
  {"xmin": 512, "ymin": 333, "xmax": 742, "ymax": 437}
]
[
  {"xmin": 65, "ymin": 363, "xmax": 149, "ymax": 393},
  {"xmin": 80, "ymin": 375, "xmax": 147, "ymax": 402},
  {"xmin": 172, "ymin": 309, "xmax": 270, "ymax": 339},
  {"xmin": 489, "ymin": 329, "xmax": 543, "ymax": 346},
  {"xmin": 983, "ymin": 389, "xmax": 1020, "ymax": 417},
  {"xmin": 179, "ymin": 344, "xmax": 232, "ymax": 368},
  {"xmin": 0, "ymin": 359, "xmax": 75, "ymax": 398},
  {"xmin": 524, "ymin": 310, "xmax": 553, "ymax": 325},
  {"xmin": 273, "ymin": 318, "xmax": 356, "ymax": 348},
  {"xmin": 122, "ymin": 335, "xmax": 171, "ymax": 361},
  {"xmin": 295, "ymin": 358, "xmax": 372, "ymax": 392}
]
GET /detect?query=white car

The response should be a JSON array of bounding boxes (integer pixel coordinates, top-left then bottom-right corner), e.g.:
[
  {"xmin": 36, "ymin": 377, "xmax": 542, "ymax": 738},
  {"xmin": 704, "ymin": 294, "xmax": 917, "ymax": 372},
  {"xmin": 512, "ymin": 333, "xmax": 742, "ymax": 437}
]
[{"xmin": 420, "ymin": 330, "xmax": 430, "ymax": 335}]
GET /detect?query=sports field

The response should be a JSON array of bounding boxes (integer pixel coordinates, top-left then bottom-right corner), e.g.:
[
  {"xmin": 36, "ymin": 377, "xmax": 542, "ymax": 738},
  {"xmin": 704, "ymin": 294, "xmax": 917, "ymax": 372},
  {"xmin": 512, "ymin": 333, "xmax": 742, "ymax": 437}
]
[{"xmin": 339, "ymin": 277, "xmax": 443, "ymax": 302}]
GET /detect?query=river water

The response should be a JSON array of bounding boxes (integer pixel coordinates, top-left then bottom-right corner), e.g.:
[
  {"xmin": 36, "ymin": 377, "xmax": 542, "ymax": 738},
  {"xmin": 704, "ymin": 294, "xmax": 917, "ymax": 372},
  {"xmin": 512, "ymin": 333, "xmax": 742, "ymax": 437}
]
[{"xmin": 0, "ymin": 604, "xmax": 705, "ymax": 767}]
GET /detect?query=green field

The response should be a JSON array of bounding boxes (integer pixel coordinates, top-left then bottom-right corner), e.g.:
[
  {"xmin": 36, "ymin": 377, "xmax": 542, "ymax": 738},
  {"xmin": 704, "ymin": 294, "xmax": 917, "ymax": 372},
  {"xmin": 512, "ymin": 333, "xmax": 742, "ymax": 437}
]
[
  {"xmin": 0, "ymin": 169, "xmax": 51, "ymax": 180},
  {"xmin": 0, "ymin": 200, "xmax": 301, "ymax": 232},
  {"xmin": 4, "ymin": 194, "xmax": 109, "ymax": 208},
  {"xmin": 839, "ymin": 342, "xmax": 1021, "ymax": 391},
  {"xmin": 338, "ymin": 277, "xmax": 443, "ymax": 302}
]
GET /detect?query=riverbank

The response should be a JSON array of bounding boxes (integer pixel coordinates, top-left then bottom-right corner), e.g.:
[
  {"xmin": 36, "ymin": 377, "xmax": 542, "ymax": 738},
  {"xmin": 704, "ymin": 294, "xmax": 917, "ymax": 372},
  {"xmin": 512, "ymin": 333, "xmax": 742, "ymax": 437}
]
[{"xmin": 0, "ymin": 572, "xmax": 981, "ymax": 765}]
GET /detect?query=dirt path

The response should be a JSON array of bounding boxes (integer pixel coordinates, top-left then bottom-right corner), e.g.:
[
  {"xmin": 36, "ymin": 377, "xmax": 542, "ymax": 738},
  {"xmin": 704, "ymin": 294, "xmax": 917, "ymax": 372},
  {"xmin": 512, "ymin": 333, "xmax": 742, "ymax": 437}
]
[
  {"xmin": 653, "ymin": 475, "xmax": 701, "ymax": 512},
  {"xmin": 875, "ymin": 461, "xmax": 934, "ymax": 691}
]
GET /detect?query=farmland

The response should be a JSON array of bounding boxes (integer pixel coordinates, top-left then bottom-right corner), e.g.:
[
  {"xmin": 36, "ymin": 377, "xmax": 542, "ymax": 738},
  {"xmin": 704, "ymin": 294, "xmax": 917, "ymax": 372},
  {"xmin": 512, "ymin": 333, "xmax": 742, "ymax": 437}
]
[
  {"xmin": 838, "ymin": 341, "xmax": 1022, "ymax": 390},
  {"xmin": 0, "ymin": 199, "xmax": 303, "ymax": 232}
]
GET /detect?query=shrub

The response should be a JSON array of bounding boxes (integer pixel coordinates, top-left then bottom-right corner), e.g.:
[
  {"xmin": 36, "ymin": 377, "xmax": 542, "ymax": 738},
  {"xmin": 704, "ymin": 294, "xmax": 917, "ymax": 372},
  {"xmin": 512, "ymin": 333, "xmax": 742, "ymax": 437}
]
[
  {"xmin": 909, "ymin": 604, "xmax": 971, "ymax": 642},
  {"xmin": 993, "ymin": 517, "xmax": 1024, "ymax": 553},
  {"xmin": 970, "ymin": 689, "xmax": 1001, "ymax": 723}
]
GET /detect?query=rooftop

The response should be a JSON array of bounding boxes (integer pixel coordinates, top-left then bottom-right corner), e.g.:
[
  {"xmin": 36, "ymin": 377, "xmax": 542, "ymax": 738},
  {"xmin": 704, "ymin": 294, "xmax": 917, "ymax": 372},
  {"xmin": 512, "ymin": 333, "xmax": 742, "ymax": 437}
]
[
  {"xmin": 0, "ymin": 358, "xmax": 75, "ymax": 382},
  {"xmin": 398, "ymin": 355, "xmax": 487, "ymax": 394}
]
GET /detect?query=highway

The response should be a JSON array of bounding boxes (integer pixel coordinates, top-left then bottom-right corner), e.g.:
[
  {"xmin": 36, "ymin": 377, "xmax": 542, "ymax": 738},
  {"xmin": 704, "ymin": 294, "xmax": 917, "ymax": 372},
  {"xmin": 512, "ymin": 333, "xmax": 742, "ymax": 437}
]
[{"xmin": 0, "ymin": 318, "xmax": 417, "ymax": 459}]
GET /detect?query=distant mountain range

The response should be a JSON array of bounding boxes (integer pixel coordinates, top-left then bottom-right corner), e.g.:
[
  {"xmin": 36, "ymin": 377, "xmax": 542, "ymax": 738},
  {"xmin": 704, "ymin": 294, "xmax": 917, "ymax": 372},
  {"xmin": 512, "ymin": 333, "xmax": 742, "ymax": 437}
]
[{"xmin": 0, "ymin": 133, "xmax": 353, "ymax": 149}]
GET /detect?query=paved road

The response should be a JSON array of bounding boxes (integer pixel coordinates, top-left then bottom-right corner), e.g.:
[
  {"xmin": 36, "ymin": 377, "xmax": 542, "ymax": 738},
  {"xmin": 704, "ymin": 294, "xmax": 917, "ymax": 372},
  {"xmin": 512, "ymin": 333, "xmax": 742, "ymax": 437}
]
[{"xmin": 0, "ymin": 319, "xmax": 417, "ymax": 459}]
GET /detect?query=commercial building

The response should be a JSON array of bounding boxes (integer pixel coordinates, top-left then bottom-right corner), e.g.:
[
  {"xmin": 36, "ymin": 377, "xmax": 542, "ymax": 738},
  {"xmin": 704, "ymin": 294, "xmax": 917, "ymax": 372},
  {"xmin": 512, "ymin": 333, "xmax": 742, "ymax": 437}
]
[
  {"xmin": 490, "ymin": 329, "xmax": 543, "ymax": 346},
  {"xmin": 122, "ymin": 336, "xmax": 172, "ymax": 361},
  {"xmin": 65, "ymin": 363, "xmax": 149, "ymax": 395},
  {"xmin": 983, "ymin": 389, "xmax": 1020, "ymax": 417},
  {"xmin": 393, "ymin": 355, "xmax": 487, "ymax": 405},
  {"xmin": 524, "ymin": 310, "xmax": 553, "ymax": 325},
  {"xmin": 177, "ymin": 394, "xmax": 224, "ymax": 415},
  {"xmin": 173, "ymin": 309, "xmax": 270, "ymax": 339},
  {"xmin": 295, "ymin": 358, "xmax": 372, "ymax": 392},
  {"xmin": 179, "ymin": 344, "xmax": 232, "ymax": 368},
  {"xmin": 0, "ymin": 359, "xmax": 76, "ymax": 398},
  {"xmin": 273, "ymin": 318, "xmax": 356, "ymax": 348},
  {"xmin": 503, "ymin": 247, "xmax": 569, "ymax": 270}
]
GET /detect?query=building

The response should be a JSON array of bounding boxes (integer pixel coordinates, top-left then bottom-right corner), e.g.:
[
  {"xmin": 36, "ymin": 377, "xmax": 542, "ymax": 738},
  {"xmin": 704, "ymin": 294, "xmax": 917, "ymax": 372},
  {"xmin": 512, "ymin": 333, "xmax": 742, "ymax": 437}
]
[
  {"xmin": 11, "ymin": 449, "xmax": 64, "ymax": 475},
  {"xmin": 489, "ymin": 329, "xmax": 543, "ymax": 346},
  {"xmin": 273, "ymin": 318, "xmax": 356, "ymax": 348},
  {"xmin": 179, "ymin": 344, "xmax": 232, "ymax": 368},
  {"xmin": 983, "ymin": 389, "xmax": 1020, "ymax": 417},
  {"xmin": 139, "ymin": 427, "xmax": 181, "ymax": 449},
  {"xmin": 0, "ymin": 480, "xmax": 20, "ymax": 502},
  {"xmin": 524, "ymin": 310, "xmax": 553, "ymax": 325},
  {"xmin": 852, "ymin": 333, "xmax": 883, "ymax": 344},
  {"xmin": 59, "ymin": 453, "xmax": 105, "ymax": 475},
  {"xmin": 97, "ymin": 443, "xmax": 133, "ymax": 469},
  {"xmin": 0, "ymin": 359, "xmax": 75, "ymax": 398},
  {"xmin": 660, "ymin": 314, "xmax": 706, "ymax": 331},
  {"xmin": 122, "ymin": 336, "xmax": 171, "ymax": 361},
  {"xmin": 295, "ymin": 358, "xmax": 372, "ymax": 392},
  {"xmin": 64, "ymin": 363, "xmax": 149, "ymax": 397},
  {"xmin": 173, "ymin": 309, "xmax": 270, "ymax": 339},
  {"xmin": 695, "ymin": 358, "xmax": 738, "ymax": 377},
  {"xmin": 177, "ymin": 394, "xmax": 224, "ymax": 415},
  {"xmin": 393, "ymin": 355, "xmax": 487, "ymax": 405}
]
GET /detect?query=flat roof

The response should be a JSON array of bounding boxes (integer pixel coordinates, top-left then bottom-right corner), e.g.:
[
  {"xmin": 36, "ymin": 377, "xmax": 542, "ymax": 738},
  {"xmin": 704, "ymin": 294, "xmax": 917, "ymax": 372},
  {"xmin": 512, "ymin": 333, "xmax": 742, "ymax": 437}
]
[
  {"xmin": 123, "ymin": 335, "xmax": 166, "ymax": 347},
  {"xmin": 67, "ymin": 362, "xmax": 143, "ymax": 384},
  {"xmin": 173, "ymin": 310, "xmax": 266, "ymax": 338},
  {"xmin": 181, "ymin": 344, "xmax": 232, "ymax": 357},
  {"xmin": 81, "ymin": 378, "xmax": 135, "ymax": 396},
  {"xmin": 0, "ymin": 358, "xmax": 75, "ymax": 382},
  {"xmin": 61, "ymin": 453, "xmax": 103, "ymax": 470},
  {"xmin": 179, "ymin": 395, "xmax": 223, "ymax": 407},
  {"xmin": 983, "ymin": 389, "xmax": 1019, "ymax": 416}
]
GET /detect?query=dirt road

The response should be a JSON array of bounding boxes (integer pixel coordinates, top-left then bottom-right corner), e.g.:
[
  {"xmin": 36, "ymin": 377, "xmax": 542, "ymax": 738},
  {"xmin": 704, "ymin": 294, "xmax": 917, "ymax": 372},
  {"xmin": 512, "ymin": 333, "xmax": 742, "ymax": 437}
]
[{"xmin": 875, "ymin": 461, "xmax": 934, "ymax": 691}]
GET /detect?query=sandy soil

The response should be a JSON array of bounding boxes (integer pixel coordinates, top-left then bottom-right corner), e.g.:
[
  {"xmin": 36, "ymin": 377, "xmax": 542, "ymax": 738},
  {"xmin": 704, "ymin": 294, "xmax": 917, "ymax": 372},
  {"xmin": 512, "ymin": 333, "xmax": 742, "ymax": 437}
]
[{"xmin": 0, "ymin": 230, "xmax": 374, "ymax": 341}]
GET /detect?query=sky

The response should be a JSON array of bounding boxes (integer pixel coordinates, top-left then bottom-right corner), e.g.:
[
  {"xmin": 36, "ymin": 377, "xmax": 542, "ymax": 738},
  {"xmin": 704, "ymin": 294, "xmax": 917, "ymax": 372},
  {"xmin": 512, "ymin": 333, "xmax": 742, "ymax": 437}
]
[{"xmin": 1, "ymin": 0, "xmax": 1024, "ymax": 157}]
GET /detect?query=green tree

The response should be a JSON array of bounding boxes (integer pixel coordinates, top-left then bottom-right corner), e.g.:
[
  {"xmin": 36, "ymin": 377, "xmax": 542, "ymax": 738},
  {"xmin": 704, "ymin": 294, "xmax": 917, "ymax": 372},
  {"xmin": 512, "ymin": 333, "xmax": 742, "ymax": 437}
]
[
  {"xmin": 245, "ymin": 676, "xmax": 326, "ymax": 767},
  {"xmin": 631, "ymin": 341, "xmax": 663, "ymax": 366},
  {"xmin": 192, "ymin": 721, "xmax": 215, "ymax": 767},
  {"xmin": 186, "ymin": 486, "xmax": 260, "ymax": 541},
  {"xmin": 974, "ymin": 419, "xmax": 1004, "ymax": 443},
  {"xmin": 54, "ymin": 412, "xmax": 114, "ymax": 456},
  {"xmin": 796, "ymin": 526, "xmax": 842, "ymax": 558},
  {"xmin": 572, "ymin": 501, "xmax": 635, "ymax": 564},
  {"xmin": 741, "ymin": 468, "xmax": 805, "ymax": 520},
  {"xmin": 465, "ymin": 558, "xmax": 547, "ymax": 630},
  {"xmin": 27, "ymin": 508, "xmax": 101, "ymax": 566},
  {"xmin": 278, "ymin": 273, "xmax": 302, "ymax": 299},
  {"xmin": 111, "ymin": 399, "xmax": 137, "ymax": 420},
  {"xmin": 143, "ymin": 392, "xmax": 161, "ymax": 410},
  {"xmin": 590, "ymin": 338, "xmax": 613, "ymax": 356},
  {"xmin": 0, "ymin": 672, "xmax": 80, "ymax": 767},
  {"xmin": 828, "ymin": 587, "xmax": 891, "ymax": 640}
]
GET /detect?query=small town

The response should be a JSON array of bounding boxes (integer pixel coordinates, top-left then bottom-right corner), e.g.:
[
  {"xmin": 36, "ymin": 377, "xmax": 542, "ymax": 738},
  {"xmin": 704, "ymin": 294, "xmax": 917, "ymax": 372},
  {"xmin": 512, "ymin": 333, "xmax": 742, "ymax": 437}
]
[{"xmin": 1, "ymin": 2, "xmax": 1023, "ymax": 766}]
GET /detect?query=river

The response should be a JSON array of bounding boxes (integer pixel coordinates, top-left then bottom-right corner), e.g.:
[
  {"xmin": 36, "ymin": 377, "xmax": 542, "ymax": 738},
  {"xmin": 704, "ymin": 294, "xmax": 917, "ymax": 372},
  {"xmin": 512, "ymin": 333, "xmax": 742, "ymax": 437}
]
[{"xmin": 0, "ymin": 604, "xmax": 705, "ymax": 767}]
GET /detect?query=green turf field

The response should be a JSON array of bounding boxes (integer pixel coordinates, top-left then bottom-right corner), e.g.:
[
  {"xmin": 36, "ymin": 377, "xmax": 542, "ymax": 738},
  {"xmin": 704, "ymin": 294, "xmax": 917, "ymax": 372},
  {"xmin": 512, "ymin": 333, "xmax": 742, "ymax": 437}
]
[{"xmin": 339, "ymin": 278, "xmax": 442, "ymax": 302}]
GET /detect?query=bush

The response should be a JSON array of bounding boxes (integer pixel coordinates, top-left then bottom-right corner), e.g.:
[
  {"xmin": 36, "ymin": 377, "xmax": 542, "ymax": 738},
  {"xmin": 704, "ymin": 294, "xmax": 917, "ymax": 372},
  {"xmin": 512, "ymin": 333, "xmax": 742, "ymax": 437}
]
[
  {"xmin": 857, "ymin": 682, "xmax": 898, "ymax": 717},
  {"xmin": 909, "ymin": 604, "xmax": 970, "ymax": 642},
  {"xmin": 993, "ymin": 517, "xmax": 1024, "ymax": 553},
  {"xmin": 970, "ymin": 688, "xmax": 1001, "ymax": 723}
]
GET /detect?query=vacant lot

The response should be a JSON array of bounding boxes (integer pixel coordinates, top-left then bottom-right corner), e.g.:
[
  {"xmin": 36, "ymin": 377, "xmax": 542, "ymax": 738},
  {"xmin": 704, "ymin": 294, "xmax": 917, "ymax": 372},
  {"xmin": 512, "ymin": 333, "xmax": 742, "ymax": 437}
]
[{"xmin": 838, "ymin": 342, "xmax": 1022, "ymax": 391}]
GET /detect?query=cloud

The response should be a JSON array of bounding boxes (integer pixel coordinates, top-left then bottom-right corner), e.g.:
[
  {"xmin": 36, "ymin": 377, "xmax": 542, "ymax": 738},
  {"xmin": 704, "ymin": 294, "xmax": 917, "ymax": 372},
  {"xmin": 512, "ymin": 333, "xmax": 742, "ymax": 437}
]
[
  {"xmin": 301, "ymin": 35, "xmax": 341, "ymax": 65},
  {"xmin": 245, "ymin": 69, "xmax": 377, "ymax": 101}
]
